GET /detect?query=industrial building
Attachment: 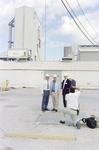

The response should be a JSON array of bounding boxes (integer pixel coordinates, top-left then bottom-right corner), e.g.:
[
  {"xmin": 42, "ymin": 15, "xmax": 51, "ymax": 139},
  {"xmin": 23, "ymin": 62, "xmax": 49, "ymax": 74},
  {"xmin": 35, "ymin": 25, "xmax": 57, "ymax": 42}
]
[
  {"xmin": 0, "ymin": 6, "xmax": 42, "ymax": 61},
  {"xmin": 0, "ymin": 43, "xmax": 99, "ymax": 89},
  {"xmin": 77, "ymin": 45, "xmax": 99, "ymax": 61},
  {"xmin": 0, "ymin": 6, "xmax": 99, "ymax": 89}
]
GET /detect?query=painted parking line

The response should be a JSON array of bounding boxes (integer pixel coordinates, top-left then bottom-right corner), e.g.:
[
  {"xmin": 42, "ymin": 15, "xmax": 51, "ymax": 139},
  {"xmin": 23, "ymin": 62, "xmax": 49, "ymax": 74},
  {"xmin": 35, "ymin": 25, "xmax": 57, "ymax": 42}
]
[{"xmin": 6, "ymin": 131, "xmax": 76, "ymax": 141}]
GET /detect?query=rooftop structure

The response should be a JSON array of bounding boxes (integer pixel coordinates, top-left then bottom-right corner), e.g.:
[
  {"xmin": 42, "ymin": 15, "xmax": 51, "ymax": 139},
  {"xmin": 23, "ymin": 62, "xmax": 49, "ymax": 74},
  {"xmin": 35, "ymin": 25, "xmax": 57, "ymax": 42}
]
[{"xmin": 77, "ymin": 45, "xmax": 99, "ymax": 61}]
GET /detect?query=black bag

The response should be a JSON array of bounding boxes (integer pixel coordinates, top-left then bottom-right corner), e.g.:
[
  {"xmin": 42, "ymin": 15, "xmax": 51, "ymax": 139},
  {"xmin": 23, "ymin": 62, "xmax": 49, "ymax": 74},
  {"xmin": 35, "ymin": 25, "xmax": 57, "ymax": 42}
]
[{"xmin": 82, "ymin": 117, "xmax": 97, "ymax": 129}]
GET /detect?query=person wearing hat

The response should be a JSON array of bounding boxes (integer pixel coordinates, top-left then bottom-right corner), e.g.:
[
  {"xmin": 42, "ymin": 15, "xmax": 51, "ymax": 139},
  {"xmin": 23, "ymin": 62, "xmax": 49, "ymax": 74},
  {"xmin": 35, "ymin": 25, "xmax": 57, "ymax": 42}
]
[
  {"xmin": 50, "ymin": 74, "xmax": 61, "ymax": 112},
  {"xmin": 41, "ymin": 74, "xmax": 50, "ymax": 112},
  {"xmin": 62, "ymin": 73, "xmax": 71, "ymax": 107}
]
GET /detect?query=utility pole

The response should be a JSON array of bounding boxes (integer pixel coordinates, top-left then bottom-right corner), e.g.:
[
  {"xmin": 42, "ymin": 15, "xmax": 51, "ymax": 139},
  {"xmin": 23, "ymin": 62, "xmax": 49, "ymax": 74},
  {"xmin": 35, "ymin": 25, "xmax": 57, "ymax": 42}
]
[{"xmin": 44, "ymin": 0, "xmax": 46, "ymax": 61}]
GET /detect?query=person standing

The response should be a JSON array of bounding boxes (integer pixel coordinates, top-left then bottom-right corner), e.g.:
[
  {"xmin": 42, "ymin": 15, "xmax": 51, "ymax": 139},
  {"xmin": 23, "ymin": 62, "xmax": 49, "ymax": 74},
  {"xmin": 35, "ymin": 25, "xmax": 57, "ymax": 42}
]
[
  {"xmin": 41, "ymin": 74, "xmax": 50, "ymax": 112},
  {"xmin": 50, "ymin": 74, "xmax": 61, "ymax": 112},
  {"xmin": 62, "ymin": 73, "xmax": 71, "ymax": 107}
]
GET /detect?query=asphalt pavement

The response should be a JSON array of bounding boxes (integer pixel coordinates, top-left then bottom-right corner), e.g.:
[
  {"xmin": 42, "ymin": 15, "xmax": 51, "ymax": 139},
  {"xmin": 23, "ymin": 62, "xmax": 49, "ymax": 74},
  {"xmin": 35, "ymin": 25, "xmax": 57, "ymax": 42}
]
[{"xmin": 0, "ymin": 88, "xmax": 99, "ymax": 150}]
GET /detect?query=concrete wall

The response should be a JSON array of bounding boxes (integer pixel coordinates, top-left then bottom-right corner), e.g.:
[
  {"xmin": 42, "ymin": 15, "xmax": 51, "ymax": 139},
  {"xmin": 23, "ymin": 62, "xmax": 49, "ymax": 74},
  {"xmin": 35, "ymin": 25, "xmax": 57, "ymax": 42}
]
[
  {"xmin": 62, "ymin": 71, "xmax": 99, "ymax": 89},
  {"xmin": 0, "ymin": 70, "xmax": 99, "ymax": 89},
  {"xmin": 0, "ymin": 70, "xmax": 44, "ymax": 88}
]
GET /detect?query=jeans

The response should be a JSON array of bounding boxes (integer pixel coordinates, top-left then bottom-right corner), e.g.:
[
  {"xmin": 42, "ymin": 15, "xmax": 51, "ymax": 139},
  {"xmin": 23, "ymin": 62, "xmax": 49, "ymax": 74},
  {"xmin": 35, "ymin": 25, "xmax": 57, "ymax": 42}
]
[
  {"xmin": 42, "ymin": 90, "xmax": 50, "ymax": 111},
  {"xmin": 63, "ymin": 95, "xmax": 67, "ymax": 107}
]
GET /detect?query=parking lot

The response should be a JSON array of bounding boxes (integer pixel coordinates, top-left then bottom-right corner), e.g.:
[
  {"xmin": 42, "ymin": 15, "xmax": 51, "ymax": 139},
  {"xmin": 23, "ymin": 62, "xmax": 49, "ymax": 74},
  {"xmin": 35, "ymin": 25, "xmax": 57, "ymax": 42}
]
[{"xmin": 0, "ymin": 88, "xmax": 99, "ymax": 150}]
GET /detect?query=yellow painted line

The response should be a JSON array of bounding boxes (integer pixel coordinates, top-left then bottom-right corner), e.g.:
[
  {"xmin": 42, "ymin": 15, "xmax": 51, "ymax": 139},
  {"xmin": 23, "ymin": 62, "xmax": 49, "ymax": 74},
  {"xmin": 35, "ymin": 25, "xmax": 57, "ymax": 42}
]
[
  {"xmin": 6, "ymin": 131, "xmax": 76, "ymax": 141},
  {"xmin": 1, "ymin": 106, "xmax": 34, "ymax": 127}
]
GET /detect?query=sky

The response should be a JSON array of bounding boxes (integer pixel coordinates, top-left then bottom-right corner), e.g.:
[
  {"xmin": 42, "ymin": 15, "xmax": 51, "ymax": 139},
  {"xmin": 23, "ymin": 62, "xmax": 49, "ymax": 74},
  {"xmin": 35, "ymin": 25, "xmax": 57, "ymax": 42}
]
[{"xmin": 0, "ymin": 0, "xmax": 99, "ymax": 61}]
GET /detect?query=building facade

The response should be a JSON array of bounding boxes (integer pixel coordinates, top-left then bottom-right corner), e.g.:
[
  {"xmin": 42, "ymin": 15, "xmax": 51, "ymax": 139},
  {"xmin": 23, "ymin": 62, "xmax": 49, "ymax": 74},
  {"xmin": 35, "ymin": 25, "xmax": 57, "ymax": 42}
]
[
  {"xmin": 14, "ymin": 6, "xmax": 42, "ymax": 61},
  {"xmin": 0, "ymin": 61, "xmax": 99, "ymax": 89}
]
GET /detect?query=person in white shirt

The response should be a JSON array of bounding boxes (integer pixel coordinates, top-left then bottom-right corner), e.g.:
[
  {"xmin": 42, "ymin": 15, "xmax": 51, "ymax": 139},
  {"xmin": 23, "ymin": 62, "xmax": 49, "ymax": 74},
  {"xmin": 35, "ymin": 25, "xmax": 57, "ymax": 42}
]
[
  {"xmin": 60, "ymin": 86, "xmax": 82, "ymax": 128},
  {"xmin": 41, "ymin": 74, "xmax": 50, "ymax": 112}
]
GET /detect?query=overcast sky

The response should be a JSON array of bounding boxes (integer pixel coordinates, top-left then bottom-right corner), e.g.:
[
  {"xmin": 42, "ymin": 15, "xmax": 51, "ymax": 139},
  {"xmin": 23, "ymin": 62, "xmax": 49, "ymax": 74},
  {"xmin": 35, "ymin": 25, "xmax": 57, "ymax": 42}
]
[{"xmin": 0, "ymin": 0, "xmax": 99, "ymax": 61}]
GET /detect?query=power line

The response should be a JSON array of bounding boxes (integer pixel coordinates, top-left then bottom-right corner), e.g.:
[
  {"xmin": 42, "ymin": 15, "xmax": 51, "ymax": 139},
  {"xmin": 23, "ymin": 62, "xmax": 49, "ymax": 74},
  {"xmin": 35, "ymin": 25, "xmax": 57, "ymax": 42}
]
[
  {"xmin": 61, "ymin": 0, "xmax": 94, "ymax": 45},
  {"xmin": 65, "ymin": 0, "xmax": 99, "ymax": 45},
  {"xmin": 76, "ymin": 0, "xmax": 99, "ymax": 36}
]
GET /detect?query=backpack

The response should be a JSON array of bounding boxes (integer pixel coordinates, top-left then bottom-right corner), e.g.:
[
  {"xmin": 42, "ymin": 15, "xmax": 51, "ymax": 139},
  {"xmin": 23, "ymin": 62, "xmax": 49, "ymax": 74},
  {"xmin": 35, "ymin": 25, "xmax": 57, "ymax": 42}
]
[{"xmin": 82, "ymin": 117, "xmax": 97, "ymax": 129}]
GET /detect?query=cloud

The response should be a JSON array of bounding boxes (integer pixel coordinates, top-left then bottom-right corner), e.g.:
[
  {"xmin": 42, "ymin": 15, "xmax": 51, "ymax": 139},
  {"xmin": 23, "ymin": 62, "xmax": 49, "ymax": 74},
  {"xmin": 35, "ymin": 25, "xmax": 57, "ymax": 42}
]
[
  {"xmin": 48, "ymin": 8, "xmax": 99, "ymax": 46},
  {"xmin": 0, "ymin": 0, "xmax": 46, "ymax": 35},
  {"xmin": 48, "ymin": 16, "xmax": 77, "ymax": 36},
  {"xmin": 0, "ymin": 0, "xmax": 99, "ymax": 35},
  {"xmin": 62, "ymin": 0, "xmax": 99, "ymax": 11},
  {"xmin": 0, "ymin": 0, "xmax": 99, "ymax": 60},
  {"xmin": 47, "ymin": 41, "xmax": 64, "ymax": 48}
]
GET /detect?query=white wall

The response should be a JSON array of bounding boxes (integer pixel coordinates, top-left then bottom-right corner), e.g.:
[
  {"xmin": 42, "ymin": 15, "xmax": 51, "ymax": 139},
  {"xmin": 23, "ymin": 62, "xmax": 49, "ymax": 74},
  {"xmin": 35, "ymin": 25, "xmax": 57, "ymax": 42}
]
[
  {"xmin": 0, "ymin": 70, "xmax": 44, "ymax": 88},
  {"xmin": 14, "ymin": 7, "xmax": 24, "ymax": 48},
  {"xmin": 62, "ymin": 71, "xmax": 99, "ymax": 89},
  {"xmin": 0, "ymin": 70, "xmax": 99, "ymax": 89}
]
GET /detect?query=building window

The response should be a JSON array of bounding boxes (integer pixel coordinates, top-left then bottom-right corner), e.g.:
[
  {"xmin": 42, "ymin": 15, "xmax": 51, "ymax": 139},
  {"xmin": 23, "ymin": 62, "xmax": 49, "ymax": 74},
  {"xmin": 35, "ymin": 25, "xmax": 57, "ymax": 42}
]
[{"xmin": 39, "ymin": 39, "xmax": 41, "ymax": 48}]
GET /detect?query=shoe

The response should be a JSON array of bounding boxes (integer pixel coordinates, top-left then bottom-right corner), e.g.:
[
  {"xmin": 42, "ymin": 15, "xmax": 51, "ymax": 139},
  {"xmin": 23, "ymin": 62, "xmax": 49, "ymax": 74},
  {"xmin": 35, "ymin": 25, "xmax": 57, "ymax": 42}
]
[
  {"xmin": 55, "ymin": 109, "xmax": 58, "ymax": 112},
  {"xmin": 76, "ymin": 121, "xmax": 81, "ymax": 129},
  {"xmin": 45, "ymin": 109, "xmax": 50, "ymax": 111},
  {"xmin": 60, "ymin": 120, "xmax": 65, "ymax": 124},
  {"xmin": 51, "ymin": 109, "xmax": 55, "ymax": 111}
]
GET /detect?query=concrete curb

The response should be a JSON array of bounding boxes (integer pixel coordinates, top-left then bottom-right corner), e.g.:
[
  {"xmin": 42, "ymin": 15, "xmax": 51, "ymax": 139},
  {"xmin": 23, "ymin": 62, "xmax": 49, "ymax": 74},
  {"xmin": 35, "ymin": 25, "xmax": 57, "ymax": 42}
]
[{"xmin": 6, "ymin": 131, "xmax": 76, "ymax": 141}]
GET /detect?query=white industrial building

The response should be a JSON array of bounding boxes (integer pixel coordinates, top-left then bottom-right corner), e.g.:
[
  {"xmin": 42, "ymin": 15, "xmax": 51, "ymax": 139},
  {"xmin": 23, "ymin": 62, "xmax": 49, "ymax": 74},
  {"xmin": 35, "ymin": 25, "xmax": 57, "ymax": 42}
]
[
  {"xmin": 0, "ymin": 45, "xmax": 99, "ymax": 89},
  {"xmin": 0, "ymin": 6, "xmax": 99, "ymax": 89},
  {"xmin": 0, "ymin": 6, "xmax": 42, "ymax": 61},
  {"xmin": 77, "ymin": 45, "xmax": 99, "ymax": 61}
]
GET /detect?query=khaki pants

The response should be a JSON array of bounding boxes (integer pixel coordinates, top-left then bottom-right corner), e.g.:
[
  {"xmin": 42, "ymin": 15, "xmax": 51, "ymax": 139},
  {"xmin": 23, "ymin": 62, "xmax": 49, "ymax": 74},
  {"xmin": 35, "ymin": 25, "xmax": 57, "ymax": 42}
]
[
  {"xmin": 51, "ymin": 92, "xmax": 59, "ymax": 110},
  {"xmin": 61, "ymin": 108, "xmax": 77, "ymax": 125}
]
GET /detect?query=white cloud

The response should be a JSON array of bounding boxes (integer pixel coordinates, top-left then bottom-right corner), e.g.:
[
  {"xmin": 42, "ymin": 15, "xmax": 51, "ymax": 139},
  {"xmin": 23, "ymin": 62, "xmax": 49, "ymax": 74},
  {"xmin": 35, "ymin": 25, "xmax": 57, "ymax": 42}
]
[
  {"xmin": 47, "ymin": 41, "xmax": 64, "ymax": 48},
  {"xmin": 62, "ymin": 0, "xmax": 99, "ymax": 11},
  {"xmin": 0, "ymin": 0, "xmax": 45, "ymax": 35},
  {"xmin": 48, "ymin": 16, "xmax": 77, "ymax": 36},
  {"xmin": 0, "ymin": 0, "xmax": 99, "ymax": 59},
  {"xmin": 48, "ymin": 7, "xmax": 99, "ymax": 46},
  {"xmin": 0, "ymin": 0, "xmax": 99, "ymax": 34}
]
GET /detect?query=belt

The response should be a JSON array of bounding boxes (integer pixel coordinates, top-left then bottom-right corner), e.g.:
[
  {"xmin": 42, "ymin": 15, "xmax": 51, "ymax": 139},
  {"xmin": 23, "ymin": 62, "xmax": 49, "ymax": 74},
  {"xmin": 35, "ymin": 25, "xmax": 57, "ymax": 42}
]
[
  {"xmin": 52, "ymin": 91, "xmax": 55, "ymax": 92},
  {"xmin": 70, "ymin": 108, "xmax": 77, "ymax": 111}
]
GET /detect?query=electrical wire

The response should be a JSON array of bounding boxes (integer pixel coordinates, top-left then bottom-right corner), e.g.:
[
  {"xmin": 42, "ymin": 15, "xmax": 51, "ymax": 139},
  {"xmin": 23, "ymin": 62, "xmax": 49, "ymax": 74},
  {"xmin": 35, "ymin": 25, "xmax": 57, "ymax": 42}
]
[
  {"xmin": 76, "ymin": 0, "xmax": 99, "ymax": 36},
  {"xmin": 61, "ymin": 0, "xmax": 94, "ymax": 45},
  {"xmin": 65, "ymin": 0, "xmax": 99, "ymax": 45}
]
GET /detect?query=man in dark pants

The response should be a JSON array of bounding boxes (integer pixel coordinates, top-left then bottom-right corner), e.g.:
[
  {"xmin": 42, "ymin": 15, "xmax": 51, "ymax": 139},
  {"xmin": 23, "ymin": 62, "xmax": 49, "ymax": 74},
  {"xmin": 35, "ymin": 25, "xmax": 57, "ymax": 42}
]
[
  {"xmin": 41, "ymin": 74, "xmax": 50, "ymax": 112},
  {"xmin": 62, "ymin": 73, "xmax": 71, "ymax": 107}
]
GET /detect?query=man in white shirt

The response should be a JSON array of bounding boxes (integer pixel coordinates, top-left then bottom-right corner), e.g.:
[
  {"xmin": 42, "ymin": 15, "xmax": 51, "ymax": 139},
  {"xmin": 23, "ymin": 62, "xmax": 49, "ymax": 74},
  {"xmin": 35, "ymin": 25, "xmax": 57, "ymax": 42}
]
[
  {"xmin": 60, "ymin": 86, "xmax": 82, "ymax": 128},
  {"xmin": 41, "ymin": 74, "xmax": 50, "ymax": 112}
]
